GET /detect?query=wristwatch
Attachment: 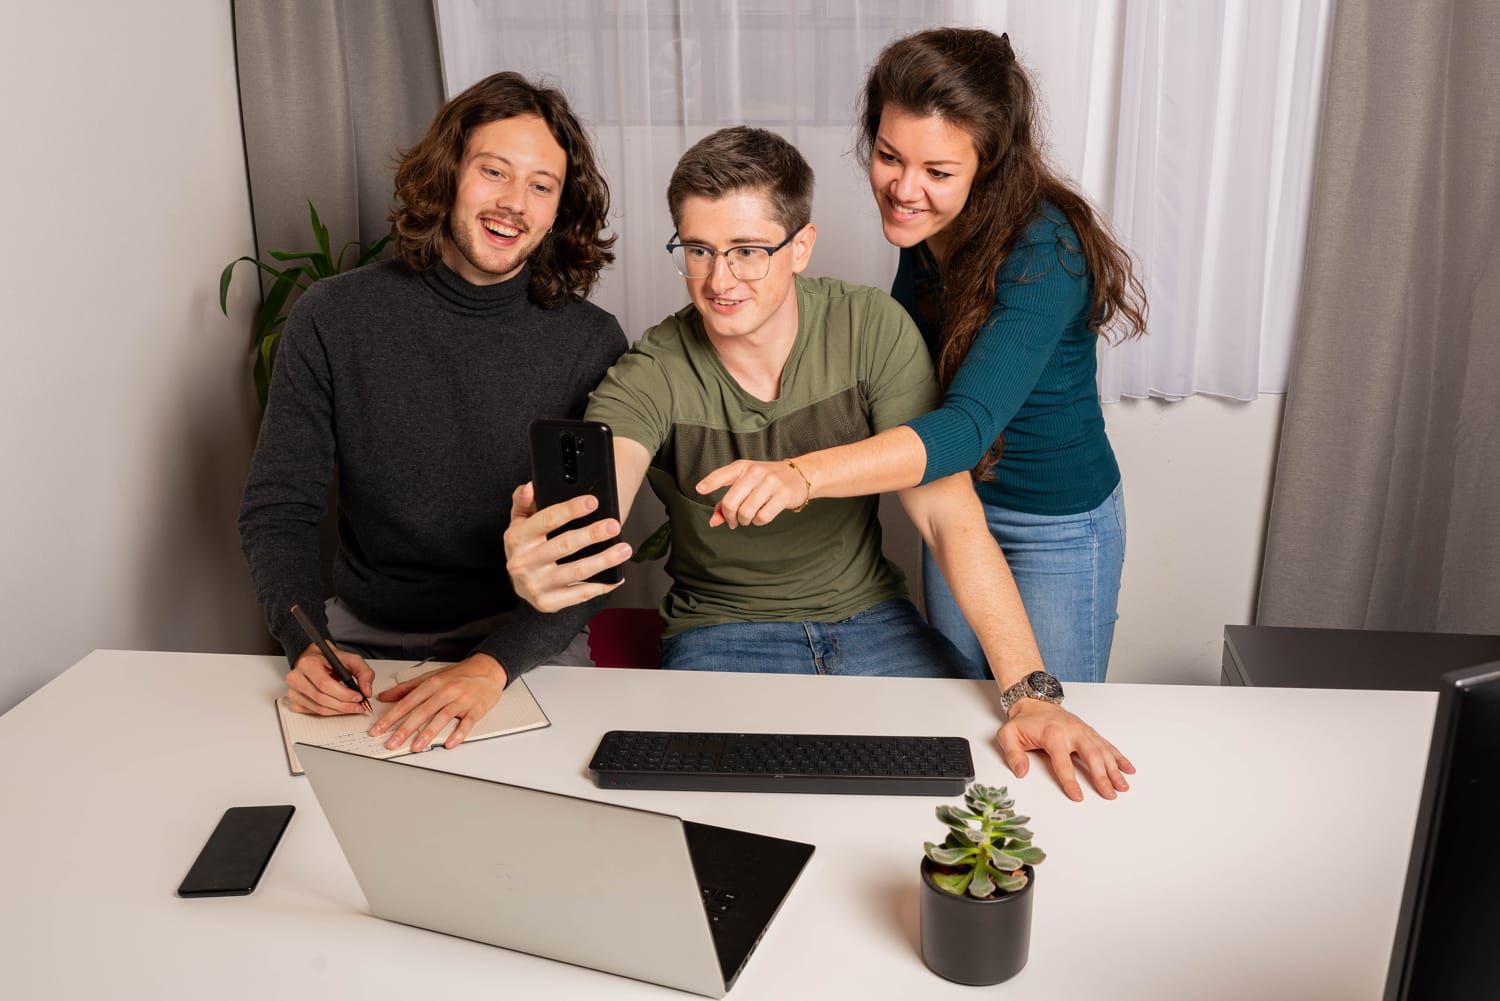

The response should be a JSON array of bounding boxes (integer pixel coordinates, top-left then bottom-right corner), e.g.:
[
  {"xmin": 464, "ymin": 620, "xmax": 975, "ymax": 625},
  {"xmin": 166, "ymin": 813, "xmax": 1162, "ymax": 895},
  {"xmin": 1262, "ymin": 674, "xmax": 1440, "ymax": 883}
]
[{"xmin": 999, "ymin": 670, "xmax": 1065, "ymax": 715}]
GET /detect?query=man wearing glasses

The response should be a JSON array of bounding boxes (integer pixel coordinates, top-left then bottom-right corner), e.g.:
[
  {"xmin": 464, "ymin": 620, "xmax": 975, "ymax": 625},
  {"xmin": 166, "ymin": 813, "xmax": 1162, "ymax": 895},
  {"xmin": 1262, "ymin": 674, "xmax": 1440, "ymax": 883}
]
[{"xmin": 504, "ymin": 126, "xmax": 1131, "ymax": 799}]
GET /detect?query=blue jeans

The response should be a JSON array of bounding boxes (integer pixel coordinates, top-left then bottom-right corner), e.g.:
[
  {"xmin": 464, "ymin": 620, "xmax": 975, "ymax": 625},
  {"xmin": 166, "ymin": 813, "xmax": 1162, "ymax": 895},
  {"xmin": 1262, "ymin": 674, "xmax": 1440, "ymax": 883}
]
[
  {"xmin": 659, "ymin": 598, "xmax": 983, "ymax": 679},
  {"xmin": 923, "ymin": 483, "xmax": 1125, "ymax": 684}
]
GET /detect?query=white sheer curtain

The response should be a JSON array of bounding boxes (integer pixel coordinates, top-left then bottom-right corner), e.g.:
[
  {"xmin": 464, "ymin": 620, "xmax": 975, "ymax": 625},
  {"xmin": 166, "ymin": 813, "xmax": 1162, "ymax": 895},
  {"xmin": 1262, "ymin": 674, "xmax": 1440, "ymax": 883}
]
[
  {"xmin": 434, "ymin": 0, "xmax": 1332, "ymax": 402},
  {"xmin": 434, "ymin": 1, "xmax": 960, "ymax": 345},
  {"xmin": 1099, "ymin": 0, "xmax": 1334, "ymax": 401}
]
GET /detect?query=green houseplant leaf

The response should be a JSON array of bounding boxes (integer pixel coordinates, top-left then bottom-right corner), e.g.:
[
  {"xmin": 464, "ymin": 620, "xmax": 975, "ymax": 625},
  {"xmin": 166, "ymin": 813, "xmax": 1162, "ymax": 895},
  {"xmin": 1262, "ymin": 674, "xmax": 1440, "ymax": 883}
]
[
  {"xmin": 307, "ymin": 200, "xmax": 334, "ymax": 277},
  {"xmin": 257, "ymin": 268, "xmax": 304, "ymax": 339},
  {"xmin": 267, "ymin": 248, "xmax": 333, "ymax": 274},
  {"xmin": 1010, "ymin": 845, "xmax": 1047, "ymax": 866},
  {"xmin": 991, "ymin": 870, "xmax": 1030, "ymax": 894},
  {"xmin": 631, "ymin": 519, "xmax": 672, "ymax": 562},
  {"xmin": 985, "ymin": 846, "xmax": 1026, "ymax": 871},
  {"xmin": 936, "ymin": 804, "xmax": 979, "ymax": 825},
  {"xmin": 355, "ymin": 233, "xmax": 393, "ymax": 267},
  {"xmin": 220, "ymin": 201, "xmax": 391, "ymax": 409},
  {"xmin": 253, "ymin": 330, "xmax": 278, "ymax": 406},
  {"xmin": 925, "ymin": 843, "xmax": 976, "ymax": 867},
  {"xmin": 928, "ymin": 868, "xmax": 972, "ymax": 897},
  {"xmin": 968, "ymin": 865, "xmax": 996, "ymax": 898}
]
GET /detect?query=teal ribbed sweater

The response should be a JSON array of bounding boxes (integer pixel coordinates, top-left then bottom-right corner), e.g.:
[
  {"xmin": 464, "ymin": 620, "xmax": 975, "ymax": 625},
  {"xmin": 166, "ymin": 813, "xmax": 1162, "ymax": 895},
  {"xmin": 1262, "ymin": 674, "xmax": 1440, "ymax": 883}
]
[{"xmin": 896, "ymin": 204, "xmax": 1120, "ymax": 516}]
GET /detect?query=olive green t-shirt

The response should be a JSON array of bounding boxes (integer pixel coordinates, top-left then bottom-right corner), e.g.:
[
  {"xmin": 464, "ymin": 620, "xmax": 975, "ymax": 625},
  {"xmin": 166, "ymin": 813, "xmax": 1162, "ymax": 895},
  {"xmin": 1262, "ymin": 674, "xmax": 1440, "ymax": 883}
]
[{"xmin": 586, "ymin": 275, "xmax": 942, "ymax": 637}]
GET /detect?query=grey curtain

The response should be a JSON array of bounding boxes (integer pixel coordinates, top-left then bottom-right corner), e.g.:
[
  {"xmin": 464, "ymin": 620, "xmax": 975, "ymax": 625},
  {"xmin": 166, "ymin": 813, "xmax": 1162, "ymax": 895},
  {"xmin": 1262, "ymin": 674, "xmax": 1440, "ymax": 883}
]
[
  {"xmin": 232, "ymin": 0, "xmax": 445, "ymax": 596},
  {"xmin": 1258, "ymin": 0, "xmax": 1500, "ymax": 632},
  {"xmin": 233, "ymin": 0, "xmax": 444, "ymax": 259}
]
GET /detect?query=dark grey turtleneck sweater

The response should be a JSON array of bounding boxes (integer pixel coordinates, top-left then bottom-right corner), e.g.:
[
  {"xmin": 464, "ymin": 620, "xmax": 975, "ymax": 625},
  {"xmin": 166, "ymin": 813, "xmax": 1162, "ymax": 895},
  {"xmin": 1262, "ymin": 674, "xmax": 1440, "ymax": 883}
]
[{"xmin": 238, "ymin": 259, "xmax": 627, "ymax": 675}]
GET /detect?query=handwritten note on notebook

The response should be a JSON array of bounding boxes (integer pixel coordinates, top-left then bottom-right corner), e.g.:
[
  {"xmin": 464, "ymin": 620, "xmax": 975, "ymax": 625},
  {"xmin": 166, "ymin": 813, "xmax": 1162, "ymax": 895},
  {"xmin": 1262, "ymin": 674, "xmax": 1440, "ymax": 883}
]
[{"xmin": 275, "ymin": 661, "xmax": 549, "ymax": 775}]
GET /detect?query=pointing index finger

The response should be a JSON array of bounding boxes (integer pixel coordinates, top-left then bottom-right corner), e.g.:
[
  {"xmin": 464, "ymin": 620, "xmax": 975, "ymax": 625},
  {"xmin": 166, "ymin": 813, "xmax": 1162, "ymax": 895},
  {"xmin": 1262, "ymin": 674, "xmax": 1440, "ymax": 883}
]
[{"xmin": 696, "ymin": 463, "xmax": 738, "ymax": 495}]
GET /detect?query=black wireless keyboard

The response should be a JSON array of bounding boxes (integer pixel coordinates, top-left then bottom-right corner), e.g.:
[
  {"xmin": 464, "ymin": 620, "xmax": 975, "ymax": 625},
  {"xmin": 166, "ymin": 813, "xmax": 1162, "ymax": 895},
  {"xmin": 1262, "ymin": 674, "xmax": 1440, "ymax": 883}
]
[{"xmin": 588, "ymin": 730, "xmax": 974, "ymax": 795}]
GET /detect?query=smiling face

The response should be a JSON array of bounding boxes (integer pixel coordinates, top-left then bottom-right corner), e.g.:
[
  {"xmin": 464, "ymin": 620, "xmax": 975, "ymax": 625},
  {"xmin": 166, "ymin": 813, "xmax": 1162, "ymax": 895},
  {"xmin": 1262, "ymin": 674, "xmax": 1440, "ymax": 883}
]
[
  {"xmin": 675, "ymin": 189, "xmax": 815, "ymax": 345},
  {"xmin": 442, "ymin": 114, "xmax": 566, "ymax": 285},
  {"xmin": 868, "ymin": 105, "xmax": 980, "ymax": 260}
]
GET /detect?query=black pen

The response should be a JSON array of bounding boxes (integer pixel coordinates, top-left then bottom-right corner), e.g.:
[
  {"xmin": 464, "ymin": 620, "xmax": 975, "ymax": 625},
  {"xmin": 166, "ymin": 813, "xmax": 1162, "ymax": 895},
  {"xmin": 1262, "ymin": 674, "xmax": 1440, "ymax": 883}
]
[{"xmin": 289, "ymin": 603, "xmax": 372, "ymax": 715}]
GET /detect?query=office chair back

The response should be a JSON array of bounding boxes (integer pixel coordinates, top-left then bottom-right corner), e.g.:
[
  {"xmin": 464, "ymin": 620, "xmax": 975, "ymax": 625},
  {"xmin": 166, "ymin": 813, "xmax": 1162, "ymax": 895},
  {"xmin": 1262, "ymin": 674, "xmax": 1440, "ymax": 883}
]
[{"xmin": 587, "ymin": 607, "xmax": 664, "ymax": 668}]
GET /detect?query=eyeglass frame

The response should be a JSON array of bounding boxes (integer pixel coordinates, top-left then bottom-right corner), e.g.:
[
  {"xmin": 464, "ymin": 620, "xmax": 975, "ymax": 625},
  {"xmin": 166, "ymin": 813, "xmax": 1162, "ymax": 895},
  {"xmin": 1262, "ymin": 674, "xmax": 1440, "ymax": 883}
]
[{"xmin": 664, "ymin": 226, "xmax": 804, "ymax": 280}]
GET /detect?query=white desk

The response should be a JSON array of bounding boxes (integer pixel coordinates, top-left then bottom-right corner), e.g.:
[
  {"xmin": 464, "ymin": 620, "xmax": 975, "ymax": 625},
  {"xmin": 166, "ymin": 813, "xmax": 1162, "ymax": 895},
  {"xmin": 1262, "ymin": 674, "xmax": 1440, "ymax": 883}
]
[{"xmin": 0, "ymin": 651, "xmax": 1435, "ymax": 1000}]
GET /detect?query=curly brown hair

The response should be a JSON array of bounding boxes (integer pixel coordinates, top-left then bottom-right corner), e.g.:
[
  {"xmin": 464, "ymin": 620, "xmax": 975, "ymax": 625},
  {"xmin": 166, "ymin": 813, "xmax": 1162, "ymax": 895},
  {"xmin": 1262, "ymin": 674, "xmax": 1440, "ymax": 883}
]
[
  {"xmin": 858, "ymin": 28, "xmax": 1147, "ymax": 478},
  {"xmin": 390, "ymin": 71, "xmax": 615, "ymax": 308}
]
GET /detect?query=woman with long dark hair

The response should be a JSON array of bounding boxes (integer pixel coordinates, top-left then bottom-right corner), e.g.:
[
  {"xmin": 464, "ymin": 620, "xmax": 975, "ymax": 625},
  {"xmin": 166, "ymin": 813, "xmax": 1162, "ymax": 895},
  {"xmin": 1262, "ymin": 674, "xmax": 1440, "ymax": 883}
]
[{"xmin": 699, "ymin": 28, "xmax": 1146, "ymax": 688}]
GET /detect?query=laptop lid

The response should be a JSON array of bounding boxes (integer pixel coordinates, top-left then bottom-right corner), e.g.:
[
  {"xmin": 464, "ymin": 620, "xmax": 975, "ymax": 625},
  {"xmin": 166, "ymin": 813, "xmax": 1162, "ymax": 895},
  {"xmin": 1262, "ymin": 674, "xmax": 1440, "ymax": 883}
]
[{"xmin": 298, "ymin": 743, "xmax": 728, "ymax": 998}]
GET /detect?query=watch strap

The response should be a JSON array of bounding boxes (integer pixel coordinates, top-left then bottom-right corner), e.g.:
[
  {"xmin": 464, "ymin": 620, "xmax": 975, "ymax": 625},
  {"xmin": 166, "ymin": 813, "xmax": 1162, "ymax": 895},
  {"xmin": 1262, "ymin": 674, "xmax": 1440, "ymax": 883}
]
[{"xmin": 1001, "ymin": 672, "xmax": 1063, "ymax": 714}]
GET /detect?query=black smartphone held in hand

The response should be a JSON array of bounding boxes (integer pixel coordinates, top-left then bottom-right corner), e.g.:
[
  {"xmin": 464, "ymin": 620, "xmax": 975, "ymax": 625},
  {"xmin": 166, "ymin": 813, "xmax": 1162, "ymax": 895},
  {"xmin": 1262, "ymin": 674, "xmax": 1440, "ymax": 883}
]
[
  {"xmin": 177, "ymin": 805, "xmax": 295, "ymax": 897},
  {"xmin": 528, "ymin": 418, "xmax": 624, "ymax": 585}
]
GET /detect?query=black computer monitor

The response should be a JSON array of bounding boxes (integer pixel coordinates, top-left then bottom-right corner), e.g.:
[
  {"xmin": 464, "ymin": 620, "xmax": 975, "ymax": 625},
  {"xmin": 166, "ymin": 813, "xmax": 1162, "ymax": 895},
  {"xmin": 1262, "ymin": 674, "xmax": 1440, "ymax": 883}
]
[{"xmin": 1384, "ymin": 662, "xmax": 1500, "ymax": 1000}]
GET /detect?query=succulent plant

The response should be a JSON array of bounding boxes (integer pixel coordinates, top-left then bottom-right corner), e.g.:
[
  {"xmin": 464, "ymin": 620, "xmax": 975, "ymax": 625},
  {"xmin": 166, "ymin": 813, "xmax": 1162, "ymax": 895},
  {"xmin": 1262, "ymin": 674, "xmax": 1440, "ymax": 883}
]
[{"xmin": 924, "ymin": 783, "xmax": 1046, "ymax": 899}]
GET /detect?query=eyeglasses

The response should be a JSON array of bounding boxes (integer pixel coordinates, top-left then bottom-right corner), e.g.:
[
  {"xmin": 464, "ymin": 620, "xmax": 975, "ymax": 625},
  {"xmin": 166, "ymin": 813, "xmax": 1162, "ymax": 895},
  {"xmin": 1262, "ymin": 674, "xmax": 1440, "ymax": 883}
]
[{"xmin": 665, "ymin": 227, "xmax": 803, "ymax": 281}]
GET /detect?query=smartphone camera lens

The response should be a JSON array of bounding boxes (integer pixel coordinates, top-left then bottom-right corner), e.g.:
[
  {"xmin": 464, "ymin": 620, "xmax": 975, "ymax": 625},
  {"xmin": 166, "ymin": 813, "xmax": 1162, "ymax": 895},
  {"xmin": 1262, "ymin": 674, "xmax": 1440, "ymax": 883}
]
[{"xmin": 561, "ymin": 433, "xmax": 579, "ymax": 484}]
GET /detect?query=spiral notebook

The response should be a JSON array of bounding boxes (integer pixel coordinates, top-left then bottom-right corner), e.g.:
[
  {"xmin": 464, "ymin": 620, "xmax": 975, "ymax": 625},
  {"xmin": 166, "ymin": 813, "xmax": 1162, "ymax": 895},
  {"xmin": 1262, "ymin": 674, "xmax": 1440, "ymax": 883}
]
[{"xmin": 275, "ymin": 661, "xmax": 549, "ymax": 775}]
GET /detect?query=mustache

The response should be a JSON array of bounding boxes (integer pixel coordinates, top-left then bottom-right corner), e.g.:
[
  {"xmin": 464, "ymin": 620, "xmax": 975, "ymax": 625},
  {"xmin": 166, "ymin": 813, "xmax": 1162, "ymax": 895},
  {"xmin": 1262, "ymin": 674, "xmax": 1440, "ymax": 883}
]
[{"xmin": 480, "ymin": 213, "xmax": 528, "ymax": 234}]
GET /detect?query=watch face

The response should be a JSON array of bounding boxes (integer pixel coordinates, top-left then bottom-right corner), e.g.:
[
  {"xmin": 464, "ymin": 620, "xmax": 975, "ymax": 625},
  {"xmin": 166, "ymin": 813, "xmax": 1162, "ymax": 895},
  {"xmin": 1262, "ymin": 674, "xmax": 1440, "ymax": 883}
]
[{"xmin": 1027, "ymin": 671, "xmax": 1064, "ymax": 699}]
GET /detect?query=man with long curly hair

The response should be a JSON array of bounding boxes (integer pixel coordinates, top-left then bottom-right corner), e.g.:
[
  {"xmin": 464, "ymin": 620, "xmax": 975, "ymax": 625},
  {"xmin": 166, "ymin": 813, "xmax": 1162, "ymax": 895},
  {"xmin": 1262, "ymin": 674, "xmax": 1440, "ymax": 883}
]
[{"xmin": 240, "ymin": 72, "xmax": 625, "ymax": 754}]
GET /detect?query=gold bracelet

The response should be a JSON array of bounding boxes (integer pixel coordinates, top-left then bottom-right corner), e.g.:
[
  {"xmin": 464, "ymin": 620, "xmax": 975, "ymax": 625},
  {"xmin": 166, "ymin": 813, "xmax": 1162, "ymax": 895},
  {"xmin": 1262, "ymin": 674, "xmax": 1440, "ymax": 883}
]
[{"xmin": 786, "ymin": 460, "xmax": 813, "ymax": 513}]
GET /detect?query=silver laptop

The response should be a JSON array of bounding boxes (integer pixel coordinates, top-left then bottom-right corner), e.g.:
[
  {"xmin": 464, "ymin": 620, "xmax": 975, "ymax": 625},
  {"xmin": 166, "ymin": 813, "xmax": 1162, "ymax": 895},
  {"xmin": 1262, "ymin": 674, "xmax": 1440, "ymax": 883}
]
[{"xmin": 298, "ymin": 743, "xmax": 814, "ymax": 998}]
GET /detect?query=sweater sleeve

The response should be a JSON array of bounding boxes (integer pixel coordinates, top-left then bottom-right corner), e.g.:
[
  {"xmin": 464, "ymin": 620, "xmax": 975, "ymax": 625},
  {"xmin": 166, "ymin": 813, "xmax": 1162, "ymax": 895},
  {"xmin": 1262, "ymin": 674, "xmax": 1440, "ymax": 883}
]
[
  {"xmin": 466, "ymin": 311, "xmax": 628, "ymax": 679},
  {"xmin": 468, "ymin": 594, "xmax": 608, "ymax": 680},
  {"xmin": 237, "ymin": 290, "xmax": 338, "ymax": 663},
  {"xmin": 903, "ymin": 229, "xmax": 1090, "ymax": 483}
]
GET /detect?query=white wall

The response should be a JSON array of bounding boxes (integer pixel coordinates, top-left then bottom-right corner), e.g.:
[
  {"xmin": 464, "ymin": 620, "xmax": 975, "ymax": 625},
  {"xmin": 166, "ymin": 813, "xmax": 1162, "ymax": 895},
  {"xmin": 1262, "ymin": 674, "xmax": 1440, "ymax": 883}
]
[
  {"xmin": 1106, "ymin": 395, "xmax": 1284, "ymax": 685},
  {"xmin": 0, "ymin": 1, "xmax": 269, "ymax": 713},
  {"xmin": 0, "ymin": 4, "xmax": 1285, "ymax": 713}
]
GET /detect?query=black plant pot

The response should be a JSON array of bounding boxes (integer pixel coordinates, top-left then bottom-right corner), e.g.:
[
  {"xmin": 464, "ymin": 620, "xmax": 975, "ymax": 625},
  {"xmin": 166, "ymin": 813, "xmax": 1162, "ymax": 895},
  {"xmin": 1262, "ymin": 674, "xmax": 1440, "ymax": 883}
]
[{"xmin": 919, "ymin": 859, "xmax": 1034, "ymax": 986}]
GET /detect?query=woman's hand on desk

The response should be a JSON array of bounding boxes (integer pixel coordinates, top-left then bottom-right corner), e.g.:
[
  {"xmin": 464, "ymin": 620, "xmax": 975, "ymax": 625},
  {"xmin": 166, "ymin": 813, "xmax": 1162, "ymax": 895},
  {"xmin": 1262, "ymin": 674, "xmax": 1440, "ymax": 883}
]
[
  {"xmin": 285, "ymin": 644, "xmax": 375, "ymax": 715},
  {"xmin": 997, "ymin": 701, "xmax": 1135, "ymax": 803},
  {"xmin": 367, "ymin": 654, "xmax": 508, "ymax": 753}
]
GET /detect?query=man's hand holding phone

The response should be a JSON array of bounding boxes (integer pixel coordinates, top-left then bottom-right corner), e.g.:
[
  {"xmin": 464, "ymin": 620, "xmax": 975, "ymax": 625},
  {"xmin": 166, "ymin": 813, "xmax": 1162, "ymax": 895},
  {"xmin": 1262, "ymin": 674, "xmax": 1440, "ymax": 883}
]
[
  {"xmin": 509, "ymin": 418, "xmax": 634, "ymax": 612},
  {"xmin": 505, "ymin": 482, "xmax": 631, "ymax": 612}
]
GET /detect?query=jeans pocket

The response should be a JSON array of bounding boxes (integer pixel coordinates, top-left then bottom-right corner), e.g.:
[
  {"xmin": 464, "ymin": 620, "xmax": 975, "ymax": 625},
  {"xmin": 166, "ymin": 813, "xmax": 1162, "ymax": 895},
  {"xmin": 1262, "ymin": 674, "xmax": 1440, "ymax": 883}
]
[{"xmin": 658, "ymin": 632, "xmax": 681, "ymax": 666}]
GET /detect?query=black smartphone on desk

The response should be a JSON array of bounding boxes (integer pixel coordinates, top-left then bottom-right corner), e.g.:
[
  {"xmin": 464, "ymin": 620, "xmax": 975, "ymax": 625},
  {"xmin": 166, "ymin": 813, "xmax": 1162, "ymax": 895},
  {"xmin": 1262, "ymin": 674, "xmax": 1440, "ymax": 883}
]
[
  {"xmin": 177, "ymin": 805, "xmax": 294, "ymax": 897},
  {"xmin": 528, "ymin": 418, "xmax": 623, "ymax": 585}
]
